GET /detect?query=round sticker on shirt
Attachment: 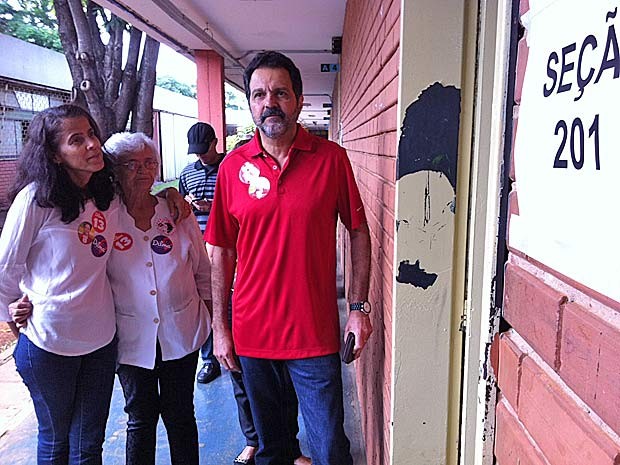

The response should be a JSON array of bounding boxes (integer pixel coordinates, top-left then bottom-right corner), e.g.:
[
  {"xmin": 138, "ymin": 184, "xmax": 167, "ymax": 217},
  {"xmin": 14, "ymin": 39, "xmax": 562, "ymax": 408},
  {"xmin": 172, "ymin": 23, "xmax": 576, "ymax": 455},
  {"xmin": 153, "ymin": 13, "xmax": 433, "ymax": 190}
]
[
  {"xmin": 77, "ymin": 221, "xmax": 94, "ymax": 244},
  {"xmin": 113, "ymin": 232, "xmax": 133, "ymax": 251},
  {"xmin": 156, "ymin": 217, "xmax": 175, "ymax": 235},
  {"xmin": 91, "ymin": 211, "xmax": 107, "ymax": 233},
  {"xmin": 91, "ymin": 235, "xmax": 108, "ymax": 257},
  {"xmin": 151, "ymin": 235, "xmax": 173, "ymax": 255}
]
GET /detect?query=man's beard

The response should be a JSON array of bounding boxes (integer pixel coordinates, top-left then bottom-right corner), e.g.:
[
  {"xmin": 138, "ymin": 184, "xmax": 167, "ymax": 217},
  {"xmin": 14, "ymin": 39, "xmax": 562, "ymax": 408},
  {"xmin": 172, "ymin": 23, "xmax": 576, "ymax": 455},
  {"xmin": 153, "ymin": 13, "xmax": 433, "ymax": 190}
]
[{"xmin": 254, "ymin": 107, "xmax": 296, "ymax": 139}]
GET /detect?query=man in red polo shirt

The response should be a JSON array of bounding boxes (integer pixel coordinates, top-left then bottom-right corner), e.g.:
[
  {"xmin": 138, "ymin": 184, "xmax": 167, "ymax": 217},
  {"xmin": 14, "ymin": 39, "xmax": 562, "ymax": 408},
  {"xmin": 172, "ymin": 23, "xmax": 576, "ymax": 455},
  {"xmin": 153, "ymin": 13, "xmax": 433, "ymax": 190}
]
[{"xmin": 205, "ymin": 51, "xmax": 372, "ymax": 465}]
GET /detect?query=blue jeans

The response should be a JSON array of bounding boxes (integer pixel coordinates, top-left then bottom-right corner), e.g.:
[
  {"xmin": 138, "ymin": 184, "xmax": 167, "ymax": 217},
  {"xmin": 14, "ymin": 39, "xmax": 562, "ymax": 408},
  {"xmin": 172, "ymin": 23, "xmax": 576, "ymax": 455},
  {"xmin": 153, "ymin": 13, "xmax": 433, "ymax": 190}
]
[
  {"xmin": 13, "ymin": 334, "xmax": 117, "ymax": 465},
  {"xmin": 239, "ymin": 354, "xmax": 352, "ymax": 465},
  {"xmin": 117, "ymin": 347, "xmax": 199, "ymax": 465}
]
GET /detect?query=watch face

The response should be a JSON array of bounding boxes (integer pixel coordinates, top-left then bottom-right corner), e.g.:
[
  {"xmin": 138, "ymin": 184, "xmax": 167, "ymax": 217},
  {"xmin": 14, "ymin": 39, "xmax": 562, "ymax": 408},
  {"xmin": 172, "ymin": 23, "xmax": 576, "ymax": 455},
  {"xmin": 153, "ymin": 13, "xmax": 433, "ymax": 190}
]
[{"xmin": 362, "ymin": 301, "xmax": 371, "ymax": 314}]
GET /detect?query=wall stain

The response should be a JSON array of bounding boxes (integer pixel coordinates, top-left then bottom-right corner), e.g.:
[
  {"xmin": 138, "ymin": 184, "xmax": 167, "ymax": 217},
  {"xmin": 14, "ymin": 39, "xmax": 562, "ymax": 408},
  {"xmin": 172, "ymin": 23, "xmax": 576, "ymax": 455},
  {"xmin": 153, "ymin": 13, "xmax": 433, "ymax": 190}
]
[
  {"xmin": 396, "ymin": 82, "xmax": 461, "ymax": 289},
  {"xmin": 396, "ymin": 260, "xmax": 437, "ymax": 289}
]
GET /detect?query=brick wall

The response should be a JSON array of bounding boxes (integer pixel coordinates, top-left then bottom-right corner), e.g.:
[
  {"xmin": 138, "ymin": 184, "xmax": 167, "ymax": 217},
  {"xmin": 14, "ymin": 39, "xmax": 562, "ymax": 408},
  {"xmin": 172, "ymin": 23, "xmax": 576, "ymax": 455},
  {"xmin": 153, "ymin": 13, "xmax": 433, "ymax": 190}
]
[
  {"xmin": 495, "ymin": 1, "xmax": 620, "ymax": 463},
  {"xmin": 0, "ymin": 160, "xmax": 18, "ymax": 209},
  {"xmin": 336, "ymin": 1, "xmax": 400, "ymax": 464}
]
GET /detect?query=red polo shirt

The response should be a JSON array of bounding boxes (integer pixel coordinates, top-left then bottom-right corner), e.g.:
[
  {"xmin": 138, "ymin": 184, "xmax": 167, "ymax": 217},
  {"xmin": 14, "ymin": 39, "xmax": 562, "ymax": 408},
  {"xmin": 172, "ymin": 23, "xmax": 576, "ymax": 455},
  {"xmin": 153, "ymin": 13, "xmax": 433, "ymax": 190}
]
[{"xmin": 205, "ymin": 126, "xmax": 366, "ymax": 359}]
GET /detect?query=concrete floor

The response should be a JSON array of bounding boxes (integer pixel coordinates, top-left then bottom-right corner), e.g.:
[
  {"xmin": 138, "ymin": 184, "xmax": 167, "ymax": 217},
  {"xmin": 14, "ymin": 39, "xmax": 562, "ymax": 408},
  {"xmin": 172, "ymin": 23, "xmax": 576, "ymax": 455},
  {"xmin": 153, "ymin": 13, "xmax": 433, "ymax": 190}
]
[{"xmin": 0, "ymin": 298, "xmax": 367, "ymax": 465}]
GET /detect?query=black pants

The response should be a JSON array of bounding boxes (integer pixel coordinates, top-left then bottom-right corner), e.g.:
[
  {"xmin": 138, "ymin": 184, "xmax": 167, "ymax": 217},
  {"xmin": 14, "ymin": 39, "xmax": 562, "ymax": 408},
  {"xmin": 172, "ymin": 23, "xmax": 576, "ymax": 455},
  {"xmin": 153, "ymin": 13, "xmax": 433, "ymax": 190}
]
[{"xmin": 117, "ymin": 346, "xmax": 199, "ymax": 465}]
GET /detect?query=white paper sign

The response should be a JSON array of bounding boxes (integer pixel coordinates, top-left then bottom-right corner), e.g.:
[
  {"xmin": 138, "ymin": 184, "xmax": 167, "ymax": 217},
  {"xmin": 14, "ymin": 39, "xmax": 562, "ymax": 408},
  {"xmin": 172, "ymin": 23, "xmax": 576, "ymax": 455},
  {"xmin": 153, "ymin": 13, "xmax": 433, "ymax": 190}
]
[{"xmin": 511, "ymin": 0, "xmax": 620, "ymax": 302}]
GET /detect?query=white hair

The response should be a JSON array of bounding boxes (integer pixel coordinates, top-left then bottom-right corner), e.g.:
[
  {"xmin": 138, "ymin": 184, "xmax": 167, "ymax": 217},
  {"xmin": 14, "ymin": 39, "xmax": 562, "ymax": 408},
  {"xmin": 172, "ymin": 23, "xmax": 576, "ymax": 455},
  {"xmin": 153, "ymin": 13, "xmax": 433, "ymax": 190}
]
[{"xmin": 104, "ymin": 132, "xmax": 161, "ymax": 165}]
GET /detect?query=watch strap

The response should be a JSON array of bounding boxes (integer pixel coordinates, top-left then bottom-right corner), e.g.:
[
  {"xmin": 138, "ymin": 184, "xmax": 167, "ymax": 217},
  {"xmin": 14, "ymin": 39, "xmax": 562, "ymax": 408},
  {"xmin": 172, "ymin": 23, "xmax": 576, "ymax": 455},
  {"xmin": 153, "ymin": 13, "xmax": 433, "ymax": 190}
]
[{"xmin": 349, "ymin": 301, "xmax": 371, "ymax": 314}]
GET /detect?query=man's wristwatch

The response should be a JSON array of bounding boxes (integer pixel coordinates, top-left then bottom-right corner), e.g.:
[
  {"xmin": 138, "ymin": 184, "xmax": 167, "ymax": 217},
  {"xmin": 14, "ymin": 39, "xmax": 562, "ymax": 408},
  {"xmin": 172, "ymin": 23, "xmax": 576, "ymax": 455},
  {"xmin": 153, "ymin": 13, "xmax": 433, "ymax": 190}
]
[{"xmin": 349, "ymin": 301, "xmax": 371, "ymax": 314}]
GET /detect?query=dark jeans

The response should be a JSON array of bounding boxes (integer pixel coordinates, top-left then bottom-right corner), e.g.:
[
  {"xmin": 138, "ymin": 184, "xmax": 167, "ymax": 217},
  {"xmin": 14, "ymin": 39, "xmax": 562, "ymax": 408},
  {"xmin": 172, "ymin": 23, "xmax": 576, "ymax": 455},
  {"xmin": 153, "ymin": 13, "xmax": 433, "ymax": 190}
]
[
  {"xmin": 117, "ymin": 347, "xmax": 199, "ymax": 465},
  {"xmin": 227, "ymin": 290, "xmax": 260, "ymax": 448},
  {"xmin": 199, "ymin": 331, "xmax": 218, "ymax": 365},
  {"xmin": 230, "ymin": 369, "xmax": 259, "ymax": 447},
  {"xmin": 13, "ymin": 334, "xmax": 117, "ymax": 465},
  {"xmin": 239, "ymin": 354, "xmax": 352, "ymax": 465}
]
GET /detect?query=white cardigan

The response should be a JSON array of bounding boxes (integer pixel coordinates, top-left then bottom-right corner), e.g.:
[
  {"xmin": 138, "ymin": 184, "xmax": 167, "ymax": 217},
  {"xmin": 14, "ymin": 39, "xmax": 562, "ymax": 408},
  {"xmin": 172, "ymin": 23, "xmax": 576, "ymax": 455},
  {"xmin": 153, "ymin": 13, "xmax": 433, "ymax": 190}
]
[
  {"xmin": 107, "ymin": 198, "xmax": 211, "ymax": 369},
  {"xmin": 0, "ymin": 183, "xmax": 118, "ymax": 356}
]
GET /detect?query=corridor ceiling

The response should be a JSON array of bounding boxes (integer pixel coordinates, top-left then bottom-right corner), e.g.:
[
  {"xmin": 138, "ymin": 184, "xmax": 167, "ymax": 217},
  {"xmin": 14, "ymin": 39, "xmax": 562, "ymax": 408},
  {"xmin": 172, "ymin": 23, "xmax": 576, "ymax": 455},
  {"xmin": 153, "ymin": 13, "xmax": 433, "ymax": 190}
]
[{"xmin": 95, "ymin": 0, "xmax": 347, "ymax": 131}]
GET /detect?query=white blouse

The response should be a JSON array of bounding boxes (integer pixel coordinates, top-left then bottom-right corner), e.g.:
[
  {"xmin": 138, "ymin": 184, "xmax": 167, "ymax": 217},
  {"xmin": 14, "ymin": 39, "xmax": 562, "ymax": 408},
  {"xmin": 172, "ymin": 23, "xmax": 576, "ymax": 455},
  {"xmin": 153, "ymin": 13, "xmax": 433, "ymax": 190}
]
[
  {"xmin": 107, "ymin": 198, "xmax": 211, "ymax": 369},
  {"xmin": 0, "ymin": 183, "xmax": 119, "ymax": 356}
]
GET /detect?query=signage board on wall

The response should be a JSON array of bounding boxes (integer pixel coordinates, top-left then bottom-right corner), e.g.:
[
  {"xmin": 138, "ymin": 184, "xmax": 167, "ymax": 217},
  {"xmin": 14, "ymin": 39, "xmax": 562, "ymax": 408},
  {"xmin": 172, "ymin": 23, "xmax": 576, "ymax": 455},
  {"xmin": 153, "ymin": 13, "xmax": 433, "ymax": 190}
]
[{"xmin": 511, "ymin": 0, "xmax": 620, "ymax": 302}]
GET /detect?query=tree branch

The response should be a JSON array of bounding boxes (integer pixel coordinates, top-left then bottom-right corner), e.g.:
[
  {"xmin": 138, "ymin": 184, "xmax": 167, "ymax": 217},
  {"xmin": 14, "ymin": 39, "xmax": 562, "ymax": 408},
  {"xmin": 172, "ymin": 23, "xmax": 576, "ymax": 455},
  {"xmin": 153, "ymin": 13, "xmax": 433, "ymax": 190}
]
[
  {"xmin": 114, "ymin": 25, "xmax": 141, "ymax": 130},
  {"xmin": 104, "ymin": 18, "xmax": 124, "ymax": 105}
]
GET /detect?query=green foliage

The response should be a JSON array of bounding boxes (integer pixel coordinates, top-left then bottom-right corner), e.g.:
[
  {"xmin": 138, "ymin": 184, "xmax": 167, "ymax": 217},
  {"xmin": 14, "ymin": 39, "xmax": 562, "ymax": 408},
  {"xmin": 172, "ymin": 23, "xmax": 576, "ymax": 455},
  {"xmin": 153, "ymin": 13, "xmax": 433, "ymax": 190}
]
[
  {"xmin": 0, "ymin": 0, "xmax": 62, "ymax": 52},
  {"xmin": 226, "ymin": 123, "xmax": 255, "ymax": 152},
  {"xmin": 156, "ymin": 75, "xmax": 197, "ymax": 98},
  {"xmin": 225, "ymin": 86, "xmax": 248, "ymax": 111}
]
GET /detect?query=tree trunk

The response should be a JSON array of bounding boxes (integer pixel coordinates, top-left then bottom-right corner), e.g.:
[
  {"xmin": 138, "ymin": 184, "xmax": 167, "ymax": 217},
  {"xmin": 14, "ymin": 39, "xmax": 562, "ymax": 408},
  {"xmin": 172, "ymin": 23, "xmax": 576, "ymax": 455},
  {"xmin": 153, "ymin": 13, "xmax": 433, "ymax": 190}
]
[{"xmin": 52, "ymin": 0, "xmax": 159, "ymax": 139}]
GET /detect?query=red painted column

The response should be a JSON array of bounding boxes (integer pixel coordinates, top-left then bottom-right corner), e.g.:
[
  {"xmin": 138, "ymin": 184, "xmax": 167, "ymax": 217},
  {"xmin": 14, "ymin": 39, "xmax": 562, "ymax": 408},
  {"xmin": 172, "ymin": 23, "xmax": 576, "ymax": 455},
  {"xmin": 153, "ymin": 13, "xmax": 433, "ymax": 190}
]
[{"xmin": 194, "ymin": 50, "xmax": 226, "ymax": 153}]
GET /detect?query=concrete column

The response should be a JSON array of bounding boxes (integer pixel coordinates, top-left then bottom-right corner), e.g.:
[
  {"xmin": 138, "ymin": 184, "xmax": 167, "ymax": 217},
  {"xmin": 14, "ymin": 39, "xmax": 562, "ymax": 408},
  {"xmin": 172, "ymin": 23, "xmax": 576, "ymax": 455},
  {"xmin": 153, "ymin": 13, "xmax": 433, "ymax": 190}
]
[
  {"xmin": 392, "ymin": 0, "xmax": 470, "ymax": 464},
  {"xmin": 195, "ymin": 50, "xmax": 226, "ymax": 153}
]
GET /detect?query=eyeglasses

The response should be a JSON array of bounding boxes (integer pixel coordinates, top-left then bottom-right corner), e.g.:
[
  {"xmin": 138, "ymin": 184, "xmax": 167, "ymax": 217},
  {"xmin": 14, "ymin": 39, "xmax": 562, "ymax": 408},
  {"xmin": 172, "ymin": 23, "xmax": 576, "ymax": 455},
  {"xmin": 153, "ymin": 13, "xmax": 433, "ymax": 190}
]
[{"xmin": 118, "ymin": 159, "xmax": 159, "ymax": 171}]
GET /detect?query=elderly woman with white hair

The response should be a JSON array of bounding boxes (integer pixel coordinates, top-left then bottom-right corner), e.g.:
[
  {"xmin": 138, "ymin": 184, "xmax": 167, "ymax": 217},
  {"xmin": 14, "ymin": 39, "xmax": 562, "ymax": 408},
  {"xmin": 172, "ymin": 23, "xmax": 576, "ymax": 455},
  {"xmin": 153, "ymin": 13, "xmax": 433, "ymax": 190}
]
[{"xmin": 103, "ymin": 132, "xmax": 212, "ymax": 465}]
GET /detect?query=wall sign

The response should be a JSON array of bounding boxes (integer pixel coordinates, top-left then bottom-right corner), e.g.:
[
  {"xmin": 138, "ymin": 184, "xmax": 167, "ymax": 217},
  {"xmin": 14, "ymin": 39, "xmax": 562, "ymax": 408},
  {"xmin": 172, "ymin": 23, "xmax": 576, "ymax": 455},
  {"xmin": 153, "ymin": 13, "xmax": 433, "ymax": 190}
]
[
  {"xmin": 320, "ymin": 63, "xmax": 339, "ymax": 72},
  {"xmin": 511, "ymin": 0, "xmax": 620, "ymax": 302}
]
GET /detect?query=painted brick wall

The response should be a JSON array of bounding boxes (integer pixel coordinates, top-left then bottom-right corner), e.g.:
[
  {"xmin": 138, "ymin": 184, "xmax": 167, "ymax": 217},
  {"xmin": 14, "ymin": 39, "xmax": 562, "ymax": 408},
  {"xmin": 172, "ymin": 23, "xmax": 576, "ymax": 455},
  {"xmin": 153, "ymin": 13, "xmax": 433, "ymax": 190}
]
[
  {"xmin": 335, "ymin": 1, "xmax": 400, "ymax": 464},
  {"xmin": 496, "ymin": 1, "xmax": 620, "ymax": 463}
]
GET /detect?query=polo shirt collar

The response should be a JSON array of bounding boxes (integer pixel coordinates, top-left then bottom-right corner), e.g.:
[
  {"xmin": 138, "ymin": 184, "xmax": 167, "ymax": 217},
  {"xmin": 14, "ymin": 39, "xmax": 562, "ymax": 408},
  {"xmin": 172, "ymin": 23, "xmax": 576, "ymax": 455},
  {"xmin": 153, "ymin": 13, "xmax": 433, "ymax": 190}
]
[
  {"xmin": 193, "ymin": 159, "xmax": 219, "ymax": 171},
  {"xmin": 250, "ymin": 124, "xmax": 315, "ymax": 158}
]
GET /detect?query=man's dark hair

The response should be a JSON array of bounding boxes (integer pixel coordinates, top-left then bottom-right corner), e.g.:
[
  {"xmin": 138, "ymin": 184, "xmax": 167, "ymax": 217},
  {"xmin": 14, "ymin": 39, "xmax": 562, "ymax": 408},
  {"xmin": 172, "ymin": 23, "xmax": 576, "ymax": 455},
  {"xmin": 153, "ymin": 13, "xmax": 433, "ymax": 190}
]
[
  {"xmin": 9, "ymin": 104, "xmax": 115, "ymax": 223},
  {"xmin": 243, "ymin": 51, "xmax": 303, "ymax": 101}
]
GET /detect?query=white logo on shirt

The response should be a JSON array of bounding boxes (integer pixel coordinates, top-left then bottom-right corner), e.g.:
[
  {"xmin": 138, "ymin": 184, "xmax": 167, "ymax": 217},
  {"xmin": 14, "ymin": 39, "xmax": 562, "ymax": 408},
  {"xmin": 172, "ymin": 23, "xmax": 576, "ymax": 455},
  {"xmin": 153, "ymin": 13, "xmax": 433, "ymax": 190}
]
[{"xmin": 239, "ymin": 162, "xmax": 270, "ymax": 199}]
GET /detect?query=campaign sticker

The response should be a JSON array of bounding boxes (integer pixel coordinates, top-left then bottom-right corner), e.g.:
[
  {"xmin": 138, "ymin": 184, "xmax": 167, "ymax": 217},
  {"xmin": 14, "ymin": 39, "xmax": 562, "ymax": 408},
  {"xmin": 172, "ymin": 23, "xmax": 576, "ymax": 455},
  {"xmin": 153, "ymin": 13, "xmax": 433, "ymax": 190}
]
[
  {"xmin": 239, "ymin": 162, "xmax": 270, "ymax": 199},
  {"xmin": 156, "ymin": 217, "xmax": 175, "ymax": 235},
  {"xmin": 91, "ymin": 235, "xmax": 108, "ymax": 257},
  {"xmin": 92, "ymin": 211, "xmax": 106, "ymax": 232},
  {"xmin": 77, "ymin": 221, "xmax": 94, "ymax": 244},
  {"xmin": 151, "ymin": 235, "xmax": 173, "ymax": 255},
  {"xmin": 113, "ymin": 233, "xmax": 133, "ymax": 251}
]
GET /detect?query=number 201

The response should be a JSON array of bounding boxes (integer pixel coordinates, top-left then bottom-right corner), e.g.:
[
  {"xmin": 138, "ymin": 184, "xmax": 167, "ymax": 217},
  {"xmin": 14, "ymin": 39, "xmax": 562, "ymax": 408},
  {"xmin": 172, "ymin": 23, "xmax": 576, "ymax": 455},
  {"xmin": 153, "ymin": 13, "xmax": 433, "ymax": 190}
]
[{"xmin": 553, "ymin": 115, "xmax": 600, "ymax": 170}]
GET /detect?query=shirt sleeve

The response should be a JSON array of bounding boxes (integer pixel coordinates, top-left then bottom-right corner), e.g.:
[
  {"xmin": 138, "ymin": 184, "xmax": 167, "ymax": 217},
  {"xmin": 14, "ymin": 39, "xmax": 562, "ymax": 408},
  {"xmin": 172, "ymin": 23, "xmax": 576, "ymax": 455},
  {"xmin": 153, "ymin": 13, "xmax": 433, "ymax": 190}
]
[
  {"xmin": 204, "ymin": 165, "xmax": 239, "ymax": 248},
  {"xmin": 178, "ymin": 173, "xmax": 188, "ymax": 197},
  {"xmin": 0, "ymin": 186, "xmax": 45, "ymax": 320},
  {"xmin": 336, "ymin": 148, "xmax": 367, "ymax": 231}
]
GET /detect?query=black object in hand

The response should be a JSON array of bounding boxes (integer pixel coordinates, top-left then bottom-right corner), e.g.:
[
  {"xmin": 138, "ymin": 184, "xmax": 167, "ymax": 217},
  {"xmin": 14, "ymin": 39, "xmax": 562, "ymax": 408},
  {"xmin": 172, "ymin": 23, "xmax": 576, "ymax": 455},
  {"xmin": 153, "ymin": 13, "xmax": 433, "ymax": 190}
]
[{"xmin": 342, "ymin": 332, "xmax": 355, "ymax": 364}]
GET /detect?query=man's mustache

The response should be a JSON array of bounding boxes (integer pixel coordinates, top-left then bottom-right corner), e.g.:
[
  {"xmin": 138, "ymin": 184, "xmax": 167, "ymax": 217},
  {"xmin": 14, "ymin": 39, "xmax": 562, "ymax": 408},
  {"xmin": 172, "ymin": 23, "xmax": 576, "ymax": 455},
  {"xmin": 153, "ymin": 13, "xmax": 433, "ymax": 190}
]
[{"xmin": 260, "ymin": 108, "xmax": 285, "ymax": 123}]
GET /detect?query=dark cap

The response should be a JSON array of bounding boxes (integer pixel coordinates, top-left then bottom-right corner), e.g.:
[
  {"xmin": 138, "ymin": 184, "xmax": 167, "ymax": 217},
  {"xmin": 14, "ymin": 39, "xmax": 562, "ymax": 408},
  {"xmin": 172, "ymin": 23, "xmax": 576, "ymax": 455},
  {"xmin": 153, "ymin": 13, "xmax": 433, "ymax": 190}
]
[{"xmin": 187, "ymin": 122, "xmax": 216, "ymax": 154}]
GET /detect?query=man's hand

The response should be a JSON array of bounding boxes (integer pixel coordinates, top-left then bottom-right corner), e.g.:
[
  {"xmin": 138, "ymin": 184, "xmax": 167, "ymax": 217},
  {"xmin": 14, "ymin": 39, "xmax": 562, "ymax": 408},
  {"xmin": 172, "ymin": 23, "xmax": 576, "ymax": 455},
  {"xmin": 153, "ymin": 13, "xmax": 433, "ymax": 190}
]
[
  {"xmin": 192, "ymin": 198, "xmax": 212, "ymax": 213},
  {"xmin": 343, "ymin": 310, "xmax": 373, "ymax": 361},
  {"xmin": 214, "ymin": 327, "xmax": 241, "ymax": 372},
  {"xmin": 184, "ymin": 193, "xmax": 212, "ymax": 213},
  {"xmin": 9, "ymin": 294, "xmax": 32, "ymax": 329}
]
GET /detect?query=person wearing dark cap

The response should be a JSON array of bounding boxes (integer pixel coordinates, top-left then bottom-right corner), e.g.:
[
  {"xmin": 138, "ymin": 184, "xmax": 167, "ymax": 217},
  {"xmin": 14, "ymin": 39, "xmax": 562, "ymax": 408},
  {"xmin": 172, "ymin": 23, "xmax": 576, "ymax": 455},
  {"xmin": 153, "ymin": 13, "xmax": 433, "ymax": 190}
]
[{"xmin": 179, "ymin": 122, "xmax": 223, "ymax": 384}]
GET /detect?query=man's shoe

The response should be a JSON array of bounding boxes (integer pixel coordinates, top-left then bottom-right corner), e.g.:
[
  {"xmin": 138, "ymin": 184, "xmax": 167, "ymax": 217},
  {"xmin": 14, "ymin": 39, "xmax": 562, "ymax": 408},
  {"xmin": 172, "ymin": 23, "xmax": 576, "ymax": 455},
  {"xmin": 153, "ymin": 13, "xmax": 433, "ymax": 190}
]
[
  {"xmin": 196, "ymin": 362, "xmax": 221, "ymax": 384},
  {"xmin": 233, "ymin": 446, "xmax": 256, "ymax": 465}
]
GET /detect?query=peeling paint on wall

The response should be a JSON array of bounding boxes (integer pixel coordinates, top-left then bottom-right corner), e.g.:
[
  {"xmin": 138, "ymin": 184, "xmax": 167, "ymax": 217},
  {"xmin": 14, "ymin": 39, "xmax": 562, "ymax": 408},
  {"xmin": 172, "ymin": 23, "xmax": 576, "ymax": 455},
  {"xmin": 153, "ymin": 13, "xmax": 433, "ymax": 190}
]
[{"xmin": 395, "ymin": 83, "xmax": 461, "ymax": 289}]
